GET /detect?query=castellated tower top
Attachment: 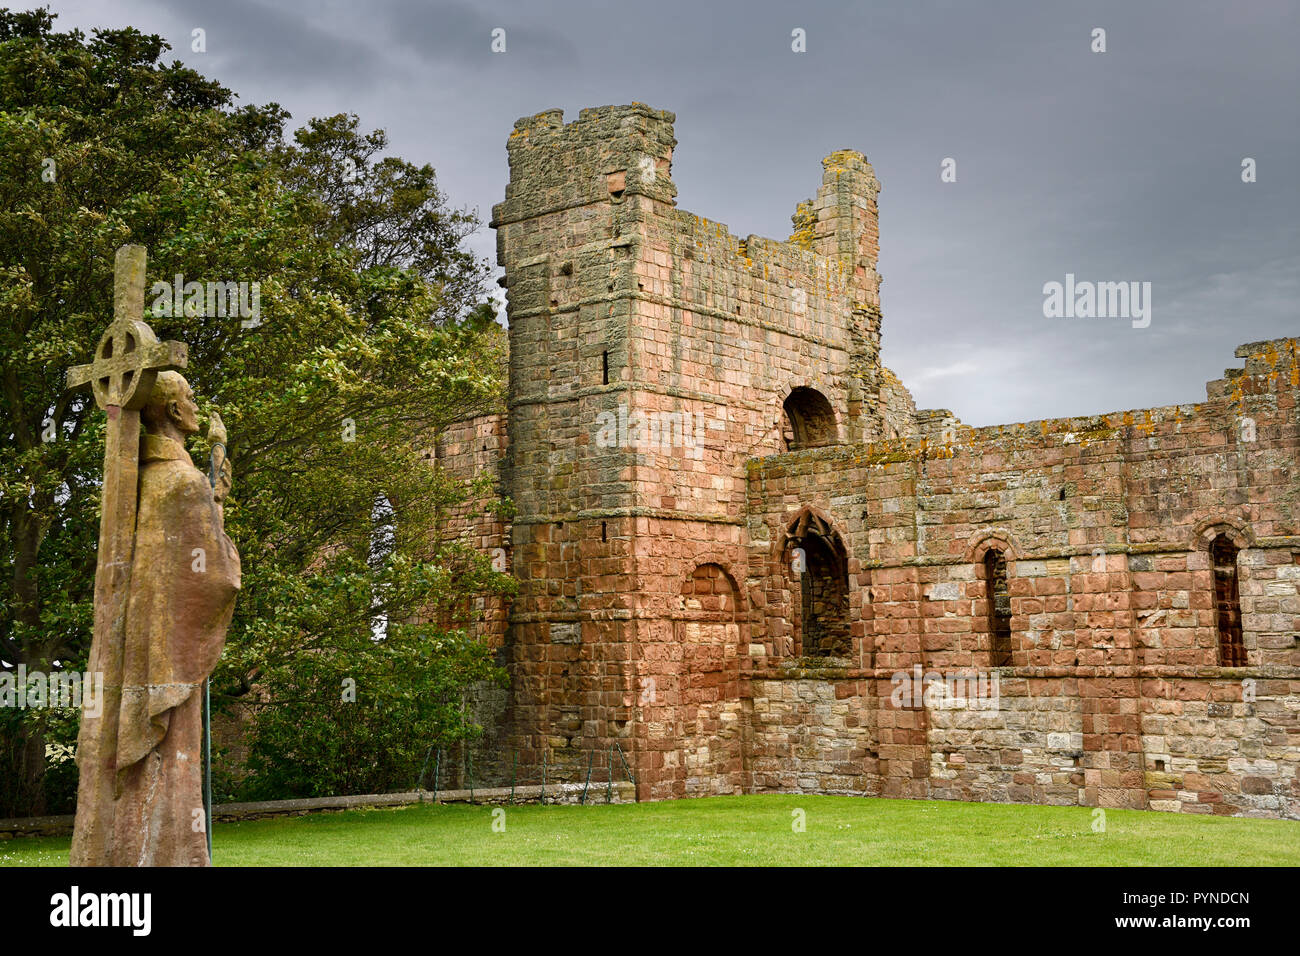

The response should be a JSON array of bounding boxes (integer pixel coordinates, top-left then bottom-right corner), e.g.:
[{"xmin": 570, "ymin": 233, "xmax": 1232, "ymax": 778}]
[
  {"xmin": 490, "ymin": 103, "xmax": 881, "ymax": 312},
  {"xmin": 490, "ymin": 103, "xmax": 678, "ymax": 232},
  {"xmin": 490, "ymin": 103, "xmax": 896, "ymax": 445}
]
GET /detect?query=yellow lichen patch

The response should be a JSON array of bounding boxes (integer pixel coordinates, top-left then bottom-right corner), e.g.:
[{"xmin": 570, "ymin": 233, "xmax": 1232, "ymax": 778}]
[
  {"xmin": 789, "ymin": 199, "xmax": 817, "ymax": 250},
  {"xmin": 878, "ymin": 366, "xmax": 903, "ymax": 389},
  {"xmin": 823, "ymin": 149, "xmax": 861, "ymax": 173},
  {"xmin": 1074, "ymin": 425, "xmax": 1121, "ymax": 443}
]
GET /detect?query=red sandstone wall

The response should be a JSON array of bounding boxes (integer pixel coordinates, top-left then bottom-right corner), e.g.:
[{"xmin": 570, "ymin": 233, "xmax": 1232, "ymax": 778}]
[
  {"xmin": 488, "ymin": 104, "xmax": 891, "ymax": 799},
  {"xmin": 745, "ymin": 338, "xmax": 1299, "ymax": 818},
  {"xmin": 615, "ymin": 133, "xmax": 889, "ymax": 799}
]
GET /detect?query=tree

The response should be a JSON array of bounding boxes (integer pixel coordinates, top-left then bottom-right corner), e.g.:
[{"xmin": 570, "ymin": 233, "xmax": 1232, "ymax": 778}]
[{"xmin": 0, "ymin": 7, "xmax": 512, "ymax": 815}]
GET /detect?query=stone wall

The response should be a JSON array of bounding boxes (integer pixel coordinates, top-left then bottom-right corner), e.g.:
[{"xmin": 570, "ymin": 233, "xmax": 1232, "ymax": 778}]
[
  {"xmin": 419, "ymin": 412, "xmax": 511, "ymax": 788},
  {"xmin": 745, "ymin": 338, "xmax": 1300, "ymax": 818},
  {"xmin": 484, "ymin": 102, "xmax": 1299, "ymax": 818},
  {"xmin": 490, "ymin": 104, "xmax": 894, "ymax": 800}
]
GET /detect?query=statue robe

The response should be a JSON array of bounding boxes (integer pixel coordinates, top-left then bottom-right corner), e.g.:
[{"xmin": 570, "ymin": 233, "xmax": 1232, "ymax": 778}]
[{"xmin": 71, "ymin": 433, "xmax": 239, "ymax": 866}]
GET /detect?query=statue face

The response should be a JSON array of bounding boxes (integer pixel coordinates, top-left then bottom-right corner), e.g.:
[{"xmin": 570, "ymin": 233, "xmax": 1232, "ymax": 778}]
[{"xmin": 169, "ymin": 380, "xmax": 201, "ymax": 436}]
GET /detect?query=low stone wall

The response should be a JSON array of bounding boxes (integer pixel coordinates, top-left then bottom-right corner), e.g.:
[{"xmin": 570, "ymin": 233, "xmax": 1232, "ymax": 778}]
[
  {"xmin": 927, "ymin": 674, "xmax": 1086, "ymax": 807},
  {"xmin": 0, "ymin": 781, "xmax": 637, "ymax": 840},
  {"xmin": 747, "ymin": 672, "xmax": 880, "ymax": 796},
  {"xmin": 0, "ymin": 814, "xmax": 72, "ymax": 839}
]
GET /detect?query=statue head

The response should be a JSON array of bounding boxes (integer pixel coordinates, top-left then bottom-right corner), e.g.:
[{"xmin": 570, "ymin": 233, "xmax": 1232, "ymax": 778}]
[{"xmin": 141, "ymin": 371, "xmax": 200, "ymax": 438}]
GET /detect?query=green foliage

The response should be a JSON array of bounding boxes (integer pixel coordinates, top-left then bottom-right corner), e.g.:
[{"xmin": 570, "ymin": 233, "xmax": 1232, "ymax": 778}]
[
  {"xmin": 0, "ymin": 8, "xmax": 511, "ymax": 813},
  {"xmin": 236, "ymin": 622, "xmax": 505, "ymax": 801}
]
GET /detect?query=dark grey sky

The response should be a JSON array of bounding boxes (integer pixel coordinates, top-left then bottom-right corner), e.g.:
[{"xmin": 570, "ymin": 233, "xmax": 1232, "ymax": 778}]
[{"xmin": 52, "ymin": 0, "xmax": 1299, "ymax": 426}]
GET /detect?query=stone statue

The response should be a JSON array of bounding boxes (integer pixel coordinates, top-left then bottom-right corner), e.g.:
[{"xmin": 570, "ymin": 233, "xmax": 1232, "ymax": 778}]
[{"xmin": 68, "ymin": 246, "xmax": 240, "ymax": 866}]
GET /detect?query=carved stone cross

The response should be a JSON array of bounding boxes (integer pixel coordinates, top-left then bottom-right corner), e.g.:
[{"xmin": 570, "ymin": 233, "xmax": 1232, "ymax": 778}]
[
  {"xmin": 66, "ymin": 245, "xmax": 188, "ymax": 410},
  {"xmin": 66, "ymin": 244, "xmax": 188, "ymax": 865}
]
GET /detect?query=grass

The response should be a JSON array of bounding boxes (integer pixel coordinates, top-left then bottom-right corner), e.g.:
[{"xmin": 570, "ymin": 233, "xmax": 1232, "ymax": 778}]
[{"xmin": 4, "ymin": 794, "xmax": 1298, "ymax": 866}]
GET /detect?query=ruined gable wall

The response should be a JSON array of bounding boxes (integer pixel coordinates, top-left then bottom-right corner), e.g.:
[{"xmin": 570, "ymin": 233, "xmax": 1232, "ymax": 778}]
[{"xmin": 880, "ymin": 366, "xmax": 918, "ymax": 440}]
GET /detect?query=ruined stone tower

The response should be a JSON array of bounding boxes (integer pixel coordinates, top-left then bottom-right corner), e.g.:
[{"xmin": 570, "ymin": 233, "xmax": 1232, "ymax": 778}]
[
  {"xmin": 489, "ymin": 104, "xmax": 903, "ymax": 798},
  {"xmin": 460, "ymin": 103, "xmax": 1300, "ymax": 815}
]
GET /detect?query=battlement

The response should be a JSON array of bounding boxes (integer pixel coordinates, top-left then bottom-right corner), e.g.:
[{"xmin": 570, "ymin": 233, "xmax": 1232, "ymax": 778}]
[
  {"xmin": 492, "ymin": 103, "xmax": 898, "ymax": 472},
  {"xmin": 490, "ymin": 103, "xmax": 677, "ymax": 231},
  {"xmin": 491, "ymin": 104, "xmax": 882, "ymax": 313}
]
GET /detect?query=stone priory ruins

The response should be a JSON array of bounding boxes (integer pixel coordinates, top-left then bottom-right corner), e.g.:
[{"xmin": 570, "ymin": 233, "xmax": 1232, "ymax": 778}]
[{"xmin": 436, "ymin": 104, "xmax": 1299, "ymax": 819}]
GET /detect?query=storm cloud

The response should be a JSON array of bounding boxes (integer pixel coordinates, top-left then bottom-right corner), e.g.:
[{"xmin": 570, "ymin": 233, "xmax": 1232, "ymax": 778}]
[{"xmin": 48, "ymin": 0, "xmax": 1299, "ymax": 425}]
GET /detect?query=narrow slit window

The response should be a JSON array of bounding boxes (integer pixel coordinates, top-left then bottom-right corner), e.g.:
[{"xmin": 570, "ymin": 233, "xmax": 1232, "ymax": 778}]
[
  {"xmin": 984, "ymin": 549, "xmax": 1012, "ymax": 667},
  {"xmin": 602, "ymin": 350, "xmax": 609, "ymax": 385},
  {"xmin": 1210, "ymin": 535, "xmax": 1246, "ymax": 666}
]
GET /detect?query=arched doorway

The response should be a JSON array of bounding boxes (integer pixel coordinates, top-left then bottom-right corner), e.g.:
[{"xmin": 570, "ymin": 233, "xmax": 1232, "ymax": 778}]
[{"xmin": 676, "ymin": 562, "xmax": 741, "ymax": 693}]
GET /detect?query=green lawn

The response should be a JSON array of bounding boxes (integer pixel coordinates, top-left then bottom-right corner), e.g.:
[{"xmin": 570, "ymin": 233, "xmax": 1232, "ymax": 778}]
[{"xmin": 4, "ymin": 794, "xmax": 1298, "ymax": 866}]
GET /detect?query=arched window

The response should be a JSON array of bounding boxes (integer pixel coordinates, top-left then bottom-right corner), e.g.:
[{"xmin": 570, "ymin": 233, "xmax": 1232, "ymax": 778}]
[
  {"xmin": 1210, "ymin": 535, "xmax": 1246, "ymax": 666},
  {"xmin": 784, "ymin": 508, "xmax": 850, "ymax": 658},
  {"xmin": 782, "ymin": 387, "xmax": 837, "ymax": 450},
  {"xmin": 983, "ymin": 548, "xmax": 1012, "ymax": 666}
]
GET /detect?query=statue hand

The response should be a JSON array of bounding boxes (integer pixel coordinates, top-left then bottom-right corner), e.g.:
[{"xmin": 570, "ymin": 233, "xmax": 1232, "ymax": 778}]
[
  {"xmin": 207, "ymin": 410, "xmax": 227, "ymax": 447},
  {"xmin": 214, "ymin": 457, "xmax": 232, "ymax": 504}
]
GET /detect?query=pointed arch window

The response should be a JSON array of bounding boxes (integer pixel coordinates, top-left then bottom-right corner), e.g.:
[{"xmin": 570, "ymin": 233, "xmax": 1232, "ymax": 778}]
[{"xmin": 784, "ymin": 508, "xmax": 850, "ymax": 658}]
